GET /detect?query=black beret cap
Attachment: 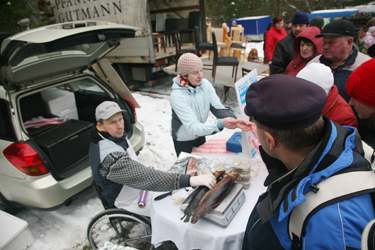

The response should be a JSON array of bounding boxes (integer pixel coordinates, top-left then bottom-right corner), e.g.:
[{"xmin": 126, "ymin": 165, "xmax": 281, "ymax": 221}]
[
  {"xmin": 244, "ymin": 74, "xmax": 326, "ymax": 131},
  {"xmin": 315, "ymin": 19, "xmax": 355, "ymax": 38}
]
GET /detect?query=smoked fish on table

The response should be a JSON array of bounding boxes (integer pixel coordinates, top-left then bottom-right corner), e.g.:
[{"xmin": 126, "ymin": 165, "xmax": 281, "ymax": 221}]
[
  {"xmin": 191, "ymin": 173, "xmax": 239, "ymax": 224},
  {"xmin": 181, "ymin": 171, "xmax": 225, "ymax": 223},
  {"xmin": 185, "ymin": 156, "xmax": 198, "ymax": 176}
]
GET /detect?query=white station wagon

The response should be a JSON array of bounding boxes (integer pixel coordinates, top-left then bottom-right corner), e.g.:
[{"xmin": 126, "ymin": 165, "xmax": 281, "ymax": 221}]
[{"xmin": 0, "ymin": 21, "xmax": 145, "ymax": 212}]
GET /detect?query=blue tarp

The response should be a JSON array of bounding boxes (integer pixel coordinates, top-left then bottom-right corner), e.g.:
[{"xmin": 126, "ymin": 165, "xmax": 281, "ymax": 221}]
[
  {"xmin": 308, "ymin": 9, "xmax": 359, "ymax": 24},
  {"xmin": 229, "ymin": 15, "xmax": 272, "ymax": 35}
]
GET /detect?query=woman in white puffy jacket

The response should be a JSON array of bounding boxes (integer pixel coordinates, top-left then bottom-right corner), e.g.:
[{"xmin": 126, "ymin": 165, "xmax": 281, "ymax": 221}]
[{"xmin": 170, "ymin": 53, "xmax": 251, "ymax": 156}]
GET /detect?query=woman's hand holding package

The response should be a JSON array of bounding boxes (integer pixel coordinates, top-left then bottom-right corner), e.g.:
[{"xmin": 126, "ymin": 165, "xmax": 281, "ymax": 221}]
[
  {"xmin": 237, "ymin": 118, "xmax": 255, "ymax": 132},
  {"xmin": 223, "ymin": 117, "xmax": 239, "ymax": 129},
  {"xmin": 223, "ymin": 117, "xmax": 255, "ymax": 131},
  {"xmin": 190, "ymin": 174, "xmax": 216, "ymax": 189}
]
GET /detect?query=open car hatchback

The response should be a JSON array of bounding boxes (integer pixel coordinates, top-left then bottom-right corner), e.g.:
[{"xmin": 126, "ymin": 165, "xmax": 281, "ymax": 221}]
[{"xmin": 0, "ymin": 21, "xmax": 145, "ymax": 212}]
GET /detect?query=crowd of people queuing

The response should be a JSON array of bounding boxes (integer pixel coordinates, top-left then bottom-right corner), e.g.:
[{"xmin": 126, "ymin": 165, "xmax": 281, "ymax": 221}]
[{"xmin": 243, "ymin": 11, "xmax": 375, "ymax": 250}]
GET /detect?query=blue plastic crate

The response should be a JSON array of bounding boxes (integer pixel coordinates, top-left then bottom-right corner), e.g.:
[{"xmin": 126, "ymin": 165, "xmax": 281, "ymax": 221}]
[{"xmin": 226, "ymin": 132, "xmax": 242, "ymax": 153}]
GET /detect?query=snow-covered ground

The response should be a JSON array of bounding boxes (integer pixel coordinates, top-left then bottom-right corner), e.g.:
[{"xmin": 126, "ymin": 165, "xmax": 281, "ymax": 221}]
[{"xmin": 13, "ymin": 42, "xmax": 264, "ymax": 250}]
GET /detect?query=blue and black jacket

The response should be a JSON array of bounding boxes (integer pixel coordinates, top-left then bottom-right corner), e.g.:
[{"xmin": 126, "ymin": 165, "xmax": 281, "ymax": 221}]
[{"xmin": 242, "ymin": 117, "xmax": 375, "ymax": 250}]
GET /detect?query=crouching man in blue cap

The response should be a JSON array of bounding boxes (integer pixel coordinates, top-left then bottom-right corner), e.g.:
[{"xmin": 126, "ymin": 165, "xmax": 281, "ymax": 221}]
[{"xmin": 242, "ymin": 74, "xmax": 375, "ymax": 250}]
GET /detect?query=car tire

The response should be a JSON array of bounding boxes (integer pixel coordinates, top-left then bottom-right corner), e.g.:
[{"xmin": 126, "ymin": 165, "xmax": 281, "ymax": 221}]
[{"xmin": 0, "ymin": 192, "xmax": 20, "ymax": 214}]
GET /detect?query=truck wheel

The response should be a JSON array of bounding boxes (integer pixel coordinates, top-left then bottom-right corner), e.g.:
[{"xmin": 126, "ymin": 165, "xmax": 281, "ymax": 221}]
[{"xmin": 0, "ymin": 193, "xmax": 19, "ymax": 214}]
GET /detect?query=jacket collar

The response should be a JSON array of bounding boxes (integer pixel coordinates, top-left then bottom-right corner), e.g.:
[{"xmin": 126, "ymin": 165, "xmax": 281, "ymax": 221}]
[
  {"xmin": 91, "ymin": 126, "xmax": 128, "ymax": 150},
  {"xmin": 173, "ymin": 75, "xmax": 203, "ymax": 93}
]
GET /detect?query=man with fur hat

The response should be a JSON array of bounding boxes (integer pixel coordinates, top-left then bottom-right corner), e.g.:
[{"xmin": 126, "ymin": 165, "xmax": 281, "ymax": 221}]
[
  {"xmin": 89, "ymin": 100, "xmax": 217, "ymax": 214},
  {"xmin": 241, "ymin": 74, "xmax": 375, "ymax": 249},
  {"xmin": 308, "ymin": 19, "xmax": 371, "ymax": 102},
  {"xmin": 270, "ymin": 12, "xmax": 309, "ymax": 74}
]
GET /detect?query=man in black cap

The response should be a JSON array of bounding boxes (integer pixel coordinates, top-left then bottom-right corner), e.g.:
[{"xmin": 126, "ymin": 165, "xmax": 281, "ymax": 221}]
[
  {"xmin": 270, "ymin": 12, "xmax": 309, "ymax": 74},
  {"xmin": 309, "ymin": 19, "xmax": 371, "ymax": 102},
  {"xmin": 241, "ymin": 74, "xmax": 375, "ymax": 249}
]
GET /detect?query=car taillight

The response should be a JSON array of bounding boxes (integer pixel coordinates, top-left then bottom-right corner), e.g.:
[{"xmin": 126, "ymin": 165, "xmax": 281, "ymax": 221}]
[{"xmin": 3, "ymin": 142, "xmax": 49, "ymax": 176}]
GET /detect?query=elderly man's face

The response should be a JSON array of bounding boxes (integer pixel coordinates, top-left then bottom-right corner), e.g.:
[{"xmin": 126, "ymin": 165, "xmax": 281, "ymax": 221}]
[
  {"xmin": 322, "ymin": 36, "xmax": 353, "ymax": 64},
  {"xmin": 292, "ymin": 23, "xmax": 308, "ymax": 36}
]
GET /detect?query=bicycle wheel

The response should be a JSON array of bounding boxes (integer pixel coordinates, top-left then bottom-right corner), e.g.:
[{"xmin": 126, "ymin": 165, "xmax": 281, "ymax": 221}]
[{"xmin": 87, "ymin": 208, "xmax": 153, "ymax": 250}]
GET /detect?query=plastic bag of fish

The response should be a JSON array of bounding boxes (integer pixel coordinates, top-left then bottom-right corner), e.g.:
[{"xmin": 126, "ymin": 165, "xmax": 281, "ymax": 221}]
[{"xmin": 168, "ymin": 152, "xmax": 220, "ymax": 176}]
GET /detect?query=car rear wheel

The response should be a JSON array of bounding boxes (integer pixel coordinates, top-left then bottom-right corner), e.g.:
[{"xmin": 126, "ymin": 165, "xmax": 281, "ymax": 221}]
[{"xmin": 0, "ymin": 193, "xmax": 20, "ymax": 214}]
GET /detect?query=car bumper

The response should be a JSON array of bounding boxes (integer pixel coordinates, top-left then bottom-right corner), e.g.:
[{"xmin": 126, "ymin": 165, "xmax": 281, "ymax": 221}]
[{"xmin": 0, "ymin": 167, "xmax": 92, "ymax": 209}]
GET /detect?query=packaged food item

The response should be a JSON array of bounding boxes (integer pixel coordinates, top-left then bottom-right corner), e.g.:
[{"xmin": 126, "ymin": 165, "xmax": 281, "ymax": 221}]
[
  {"xmin": 232, "ymin": 153, "xmax": 251, "ymax": 175},
  {"xmin": 236, "ymin": 173, "xmax": 251, "ymax": 182},
  {"xmin": 214, "ymin": 157, "xmax": 233, "ymax": 173}
]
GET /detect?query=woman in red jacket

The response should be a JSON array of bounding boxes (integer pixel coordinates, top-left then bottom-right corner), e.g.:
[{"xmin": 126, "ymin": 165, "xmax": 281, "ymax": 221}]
[
  {"xmin": 285, "ymin": 26, "xmax": 323, "ymax": 76},
  {"xmin": 297, "ymin": 63, "xmax": 358, "ymax": 128},
  {"xmin": 265, "ymin": 15, "xmax": 287, "ymax": 62}
]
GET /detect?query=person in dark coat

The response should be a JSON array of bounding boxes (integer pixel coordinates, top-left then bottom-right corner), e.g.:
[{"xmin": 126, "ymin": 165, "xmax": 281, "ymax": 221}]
[
  {"xmin": 285, "ymin": 26, "xmax": 323, "ymax": 76},
  {"xmin": 270, "ymin": 12, "xmax": 310, "ymax": 75},
  {"xmin": 284, "ymin": 20, "xmax": 292, "ymax": 35},
  {"xmin": 310, "ymin": 16, "xmax": 324, "ymax": 31},
  {"xmin": 309, "ymin": 19, "xmax": 371, "ymax": 102}
]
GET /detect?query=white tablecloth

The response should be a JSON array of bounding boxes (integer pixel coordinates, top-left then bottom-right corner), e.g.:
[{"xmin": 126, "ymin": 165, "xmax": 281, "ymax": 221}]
[{"xmin": 150, "ymin": 164, "xmax": 268, "ymax": 250}]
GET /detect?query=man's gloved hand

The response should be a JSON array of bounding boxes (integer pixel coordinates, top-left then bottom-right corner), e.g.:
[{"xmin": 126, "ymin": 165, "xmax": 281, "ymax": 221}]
[{"xmin": 190, "ymin": 174, "xmax": 216, "ymax": 189}]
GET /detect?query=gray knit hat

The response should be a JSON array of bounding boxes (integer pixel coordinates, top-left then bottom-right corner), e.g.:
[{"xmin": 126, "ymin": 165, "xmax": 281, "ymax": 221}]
[{"xmin": 178, "ymin": 53, "xmax": 203, "ymax": 76}]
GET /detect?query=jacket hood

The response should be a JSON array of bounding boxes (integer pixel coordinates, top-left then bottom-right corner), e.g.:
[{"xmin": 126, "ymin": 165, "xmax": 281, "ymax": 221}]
[{"xmin": 293, "ymin": 26, "xmax": 323, "ymax": 58}]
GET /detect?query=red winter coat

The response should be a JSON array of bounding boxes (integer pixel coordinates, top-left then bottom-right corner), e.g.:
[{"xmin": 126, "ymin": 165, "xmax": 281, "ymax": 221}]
[
  {"xmin": 285, "ymin": 27, "xmax": 323, "ymax": 76},
  {"xmin": 265, "ymin": 27, "xmax": 287, "ymax": 62},
  {"xmin": 324, "ymin": 85, "xmax": 358, "ymax": 128}
]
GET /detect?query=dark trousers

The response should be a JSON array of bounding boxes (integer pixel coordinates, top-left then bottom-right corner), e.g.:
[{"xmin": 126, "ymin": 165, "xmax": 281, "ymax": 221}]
[{"xmin": 173, "ymin": 136, "xmax": 206, "ymax": 157}]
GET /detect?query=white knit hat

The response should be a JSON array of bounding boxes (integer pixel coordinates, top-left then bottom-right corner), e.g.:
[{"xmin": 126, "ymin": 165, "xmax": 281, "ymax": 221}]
[
  {"xmin": 369, "ymin": 26, "xmax": 375, "ymax": 33},
  {"xmin": 178, "ymin": 53, "xmax": 203, "ymax": 76},
  {"xmin": 296, "ymin": 63, "xmax": 333, "ymax": 96}
]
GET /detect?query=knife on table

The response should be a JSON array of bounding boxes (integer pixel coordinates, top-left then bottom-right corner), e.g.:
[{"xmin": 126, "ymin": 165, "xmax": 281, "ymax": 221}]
[{"xmin": 154, "ymin": 191, "xmax": 173, "ymax": 201}]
